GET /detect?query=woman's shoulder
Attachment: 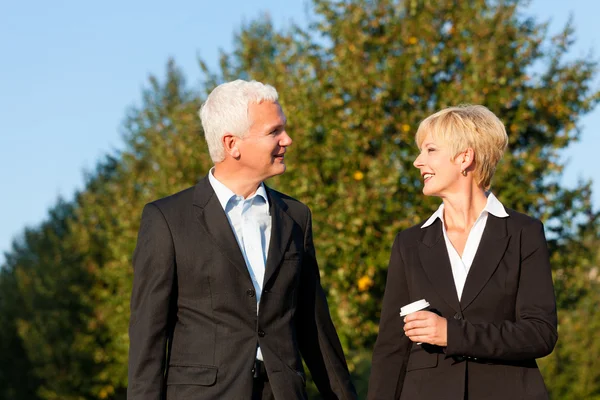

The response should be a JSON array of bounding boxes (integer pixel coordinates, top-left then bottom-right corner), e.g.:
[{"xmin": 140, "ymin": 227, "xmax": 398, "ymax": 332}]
[
  {"xmin": 393, "ymin": 218, "xmax": 439, "ymax": 244},
  {"xmin": 501, "ymin": 208, "xmax": 548, "ymax": 241},
  {"xmin": 504, "ymin": 208, "xmax": 543, "ymax": 227}
]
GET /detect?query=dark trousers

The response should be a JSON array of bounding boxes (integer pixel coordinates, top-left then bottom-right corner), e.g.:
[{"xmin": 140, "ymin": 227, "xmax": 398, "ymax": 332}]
[{"xmin": 252, "ymin": 360, "xmax": 273, "ymax": 400}]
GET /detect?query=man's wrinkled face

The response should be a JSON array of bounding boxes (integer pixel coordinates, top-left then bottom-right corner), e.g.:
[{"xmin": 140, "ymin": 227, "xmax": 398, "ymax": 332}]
[{"xmin": 237, "ymin": 101, "xmax": 292, "ymax": 181}]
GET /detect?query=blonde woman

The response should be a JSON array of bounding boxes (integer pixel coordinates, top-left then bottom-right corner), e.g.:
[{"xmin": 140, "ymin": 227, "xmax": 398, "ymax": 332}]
[{"xmin": 368, "ymin": 105, "xmax": 557, "ymax": 400}]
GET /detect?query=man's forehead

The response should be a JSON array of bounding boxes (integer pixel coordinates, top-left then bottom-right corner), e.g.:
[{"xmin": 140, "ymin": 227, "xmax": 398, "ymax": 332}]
[
  {"xmin": 250, "ymin": 101, "xmax": 286, "ymax": 121},
  {"xmin": 248, "ymin": 100, "xmax": 282, "ymax": 112}
]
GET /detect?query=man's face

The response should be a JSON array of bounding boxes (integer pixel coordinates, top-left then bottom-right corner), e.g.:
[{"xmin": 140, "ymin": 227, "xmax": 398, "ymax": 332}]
[{"xmin": 236, "ymin": 101, "xmax": 292, "ymax": 181}]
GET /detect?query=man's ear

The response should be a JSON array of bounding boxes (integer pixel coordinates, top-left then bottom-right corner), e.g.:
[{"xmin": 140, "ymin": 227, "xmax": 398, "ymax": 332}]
[{"xmin": 222, "ymin": 134, "xmax": 240, "ymax": 159}]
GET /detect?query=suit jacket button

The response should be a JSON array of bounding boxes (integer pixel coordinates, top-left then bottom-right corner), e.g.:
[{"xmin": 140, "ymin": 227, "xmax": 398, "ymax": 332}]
[
  {"xmin": 247, "ymin": 289, "xmax": 255, "ymax": 297},
  {"xmin": 453, "ymin": 313, "xmax": 462, "ymax": 320},
  {"xmin": 258, "ymin": 330, "xmax": 265, "ymax": 337}
]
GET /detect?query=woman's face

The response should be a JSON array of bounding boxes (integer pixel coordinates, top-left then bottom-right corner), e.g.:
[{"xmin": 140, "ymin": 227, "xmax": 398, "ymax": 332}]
[{"xmin": 413, "ymin": 132, "xmax": 463, "ymax": 197}]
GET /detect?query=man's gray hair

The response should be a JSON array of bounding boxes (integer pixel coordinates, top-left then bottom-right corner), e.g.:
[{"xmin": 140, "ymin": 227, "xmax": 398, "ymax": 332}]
[{"xmin": 199, "ymin": 79, "xmax": 279, "ymax": 162}]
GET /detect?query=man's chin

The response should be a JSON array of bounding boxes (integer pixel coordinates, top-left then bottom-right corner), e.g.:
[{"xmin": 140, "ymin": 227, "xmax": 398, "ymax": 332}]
[
  {"xmin": 273, "ymin": 164, "xmax": 287, "ymax": 175},
  {"xmin": 262, "ymin": 165, "xmax": 286, "ymax": 181}
]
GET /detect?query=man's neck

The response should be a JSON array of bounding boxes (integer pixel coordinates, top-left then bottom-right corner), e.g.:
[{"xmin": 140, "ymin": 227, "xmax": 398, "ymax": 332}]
[{"xmin": 213, "ymin": 164, "xmax": 262, "ymax": 199}]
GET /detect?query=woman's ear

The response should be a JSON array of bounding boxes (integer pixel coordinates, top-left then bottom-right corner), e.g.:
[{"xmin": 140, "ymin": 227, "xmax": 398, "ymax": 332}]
[{"xmin": 462, "ymin": 147, "xmax": 475, "ymax": 171}]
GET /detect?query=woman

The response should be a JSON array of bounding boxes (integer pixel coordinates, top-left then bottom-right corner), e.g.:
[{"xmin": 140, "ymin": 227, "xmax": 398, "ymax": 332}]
[{"xmin": 368, "ymin": 105, "xmax": 558, "ymax": 400}]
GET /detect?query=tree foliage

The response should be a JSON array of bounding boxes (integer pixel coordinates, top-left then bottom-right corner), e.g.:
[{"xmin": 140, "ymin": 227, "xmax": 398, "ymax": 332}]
[{"xmin": 0, "ymin": 1, "xmax": 599, "ymax": 398}]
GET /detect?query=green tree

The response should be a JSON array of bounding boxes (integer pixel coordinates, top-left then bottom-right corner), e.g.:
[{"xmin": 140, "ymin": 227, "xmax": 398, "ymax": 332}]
[
  {"xmin": 538, "ymin": 218, "xmax": 600, "ymax": 399},
  {"xmin": 0, "ymin": 199, "xmax": 105, "ymax": 400},
  {"xmin": 62, "ymin": 61, "xmax": 208, "ymax": 398},
  {"xmin": 0, "ymin": 265, "xmax": 42, "ymax": 400},
  {"xmin": 0, "ymin": 60, "xmax": 205, "ymax": 400}
]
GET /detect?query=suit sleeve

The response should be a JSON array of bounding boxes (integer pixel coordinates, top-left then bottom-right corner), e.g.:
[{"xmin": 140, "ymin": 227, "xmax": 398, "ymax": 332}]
[
  {"xmin": 446, "ymin": 219, "xmax": 558, "ymax": 361},
  {"xmin": 128, "ymin": 203, "xmax": 176, "ymax": 400},
  {"xmin": 367, "ymin": 233, "xmax": 412, "ymax": 400},
  {"xmin": 296, "ymin": 208, "xmax": 358, "ymax": 400}
]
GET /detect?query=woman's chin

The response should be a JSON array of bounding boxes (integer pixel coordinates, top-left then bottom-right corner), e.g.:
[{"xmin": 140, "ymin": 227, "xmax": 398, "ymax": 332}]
[{"xmin": 422, "ymin": 186, "xmax": 436, "ymax": 196}]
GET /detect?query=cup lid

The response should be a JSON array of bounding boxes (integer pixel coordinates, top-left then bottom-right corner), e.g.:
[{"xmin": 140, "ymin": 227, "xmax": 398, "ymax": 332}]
[{"xmin": 400, "ymin": 299, "xmax": 430, "ymax": 316}]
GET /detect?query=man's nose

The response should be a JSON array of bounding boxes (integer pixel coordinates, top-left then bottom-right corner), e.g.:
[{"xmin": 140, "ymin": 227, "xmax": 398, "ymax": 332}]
[{"xmin": 280, "ymin": 130, "xmax": 292, "ymax": 146}]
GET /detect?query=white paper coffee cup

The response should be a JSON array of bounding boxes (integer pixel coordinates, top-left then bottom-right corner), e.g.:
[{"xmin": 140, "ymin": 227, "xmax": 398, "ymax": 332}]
[{"xmin": 400, "ymin": 299, "xmax": 430, "ymax": 317}]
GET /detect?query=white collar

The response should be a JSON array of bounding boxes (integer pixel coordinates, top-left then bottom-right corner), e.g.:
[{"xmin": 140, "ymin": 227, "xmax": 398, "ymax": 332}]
[
  {"xmin": 208, "ymin": 168, "xmax": 269, "ymax": 210},
  {"xmin": 421, "ymin": 192, "xmax": 508, "ymax": 229}
]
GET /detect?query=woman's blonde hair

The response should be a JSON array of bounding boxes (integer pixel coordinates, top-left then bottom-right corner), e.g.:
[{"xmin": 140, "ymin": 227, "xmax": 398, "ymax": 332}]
[{"xmin": 415, "ymin": 105, "xmax": 508, "ymax": 190}]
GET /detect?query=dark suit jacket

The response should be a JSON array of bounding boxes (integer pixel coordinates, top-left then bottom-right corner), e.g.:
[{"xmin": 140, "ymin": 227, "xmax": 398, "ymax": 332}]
[
  {"xmin": 128, "ymin": 176, "xmax": 357, "ymax": 400},
  {"xmin": 368, "ymin": 209, "xmax": 558, "ymax": 400}
]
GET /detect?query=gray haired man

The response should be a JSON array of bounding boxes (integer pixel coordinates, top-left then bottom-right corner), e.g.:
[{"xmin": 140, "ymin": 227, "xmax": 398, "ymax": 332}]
[{"xmin": 128, "ymin": 80, "xmax": 358, "ymax": 400}]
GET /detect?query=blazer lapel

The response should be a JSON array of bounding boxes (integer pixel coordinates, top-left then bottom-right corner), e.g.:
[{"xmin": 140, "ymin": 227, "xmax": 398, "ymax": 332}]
[
  {"xmin": 418, "ymin": 219, "xmax": 461, "ymax": 313},
  {"xmin": 460, "ymin": 214, "xmax": 510, "ymax": 310},
  {"xmin": 263, "ymin": 188, "xmax": 294, "ymax": 287},
  {"xmin": 192, "ymin": 176, "xmax": 251, "ymax": 283}
]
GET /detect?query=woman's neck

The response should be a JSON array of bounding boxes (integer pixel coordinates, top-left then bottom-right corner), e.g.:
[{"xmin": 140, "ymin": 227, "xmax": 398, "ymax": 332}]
[{"xmin": 441, "ymin": 188, "xmax": 488, "ymax": 232}]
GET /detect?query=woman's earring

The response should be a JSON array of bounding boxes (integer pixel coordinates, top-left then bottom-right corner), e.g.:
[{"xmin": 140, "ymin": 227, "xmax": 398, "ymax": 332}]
[{"xmin": 461, "ymin": 170, "xmax": 467, "ymax": 177}]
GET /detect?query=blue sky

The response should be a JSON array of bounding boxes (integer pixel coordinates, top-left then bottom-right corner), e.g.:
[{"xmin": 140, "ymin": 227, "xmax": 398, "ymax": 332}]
[{"xmin": 1, "ymin": 0, "xmax": 598, "ymax": 265}]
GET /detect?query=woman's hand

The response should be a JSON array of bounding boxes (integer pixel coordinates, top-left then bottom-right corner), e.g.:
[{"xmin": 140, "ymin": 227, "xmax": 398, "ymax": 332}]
[{"xmin": 403, "ymin": 310, "xmax": 448, "ymax": 346}]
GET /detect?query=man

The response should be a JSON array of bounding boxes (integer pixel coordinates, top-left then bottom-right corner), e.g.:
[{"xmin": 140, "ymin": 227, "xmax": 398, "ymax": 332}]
[{"xmin": 128, "ymin": 79, "xmax": 357, "ymax": 400}]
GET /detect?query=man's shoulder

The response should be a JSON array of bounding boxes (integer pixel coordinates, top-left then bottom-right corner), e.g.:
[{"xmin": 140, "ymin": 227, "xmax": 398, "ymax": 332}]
[
  {"xmin": 149, "ymin": 185, "xmax": 197, "ymax": 210},
  {"xmin": 267, "ymin": 187, "xmax": 310, "ymax": 215}
]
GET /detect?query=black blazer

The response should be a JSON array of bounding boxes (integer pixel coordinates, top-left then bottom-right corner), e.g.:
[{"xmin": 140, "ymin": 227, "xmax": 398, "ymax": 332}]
[
  {"xmin": 368, "ymin": 209, "xmax": 558, "ymax": 400},
  {"xmin": 128, "ymin": 176, "xmax": 357, "ymax": 400}
]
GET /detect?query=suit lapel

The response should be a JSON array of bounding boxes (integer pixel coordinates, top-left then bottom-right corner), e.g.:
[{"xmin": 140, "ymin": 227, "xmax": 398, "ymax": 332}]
[
  {"xmin": 192, "ymin": 176, "xmax": 251, "ymax": 283},
  {"xmin": 418, "ymin": 219, "xmax": 461, "ymax": 313},
  {"xmin": 460, "ymin": 214, "xmax": 510, "ymax": 310},
  {"xmin": 263, "ymin": 188, "xmax": 294, "ymax": 287}
]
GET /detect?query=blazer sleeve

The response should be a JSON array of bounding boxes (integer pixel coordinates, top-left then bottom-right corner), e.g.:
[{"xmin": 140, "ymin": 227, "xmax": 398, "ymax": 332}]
[
  {"xmin": 367, "ymin": 233, "xmax": 412, "ymax": 400},
  {"xmin": 128, "ymin": 203, "xmax": 176, "ymax": 400},
  {"xmin": 446, "ymin": 219, "xmax": 558, "ymax": 361},
  {"xmin": 296, "ymin": 208, "xmax": 358, "ymax": 400}
]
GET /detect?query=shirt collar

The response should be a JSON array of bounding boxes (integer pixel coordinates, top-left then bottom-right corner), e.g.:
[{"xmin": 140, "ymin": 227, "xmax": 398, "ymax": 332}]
[
  {"xmin": 421, "ymin": 192, "xmax": 508, "ymax": 229},
  {"xmin": 208, "ymin": 168, "xmax": 269, "ymax": 211},
  {"xmin": 484, "ymin": 192, "xmax": 509, "ymax": 218}
]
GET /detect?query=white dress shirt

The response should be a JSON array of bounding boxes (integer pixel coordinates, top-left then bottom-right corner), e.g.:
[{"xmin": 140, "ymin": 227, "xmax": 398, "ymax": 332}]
[
  {"xmin": 421, "ymin": 193, "xmax": 509, "ymax": 300},
  {"xmin": 208, "ymin": 169, "xmax": 271, "ymax": 360}
]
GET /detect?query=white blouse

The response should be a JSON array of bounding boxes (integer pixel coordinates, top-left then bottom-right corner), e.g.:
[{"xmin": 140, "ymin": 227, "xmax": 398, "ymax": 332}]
[{"xmin": 421, "ymin": 193, "xmax": 509, "ymax": 300}]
